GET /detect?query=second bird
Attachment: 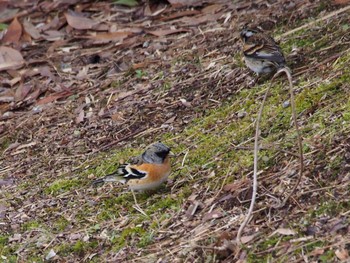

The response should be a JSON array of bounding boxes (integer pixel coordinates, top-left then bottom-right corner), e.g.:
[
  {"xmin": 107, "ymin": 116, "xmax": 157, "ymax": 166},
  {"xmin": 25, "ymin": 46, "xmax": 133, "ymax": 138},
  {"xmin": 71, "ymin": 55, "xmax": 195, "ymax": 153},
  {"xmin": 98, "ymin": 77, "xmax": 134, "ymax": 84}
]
[{"xmin": 240, "ymin": 28, "xmax": 286, "ymax": 74}]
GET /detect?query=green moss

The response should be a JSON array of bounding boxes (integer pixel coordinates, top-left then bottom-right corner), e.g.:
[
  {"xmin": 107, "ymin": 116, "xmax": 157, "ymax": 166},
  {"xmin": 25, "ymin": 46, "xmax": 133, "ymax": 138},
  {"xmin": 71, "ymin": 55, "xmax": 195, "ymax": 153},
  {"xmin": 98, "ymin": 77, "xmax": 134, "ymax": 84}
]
[
  {"xmin": 22, "ymin": 220, "xmax": 41, "ymax": 231},
  {"xmin": 46, "ymin": 179, "xmax": 82, "ymax": 195},
  {"xmin": 313, "ymin": 200, "xmax": 350, "ymax": 217},
  {"xmin": 319, "ymin": 249, "xmax": 336, "ymax": 263},
  {"xmin": 54, "ymin": 216, "xmax": 70, "ymax": 232},
  {"xmin": 111, "ymin": 226, "xmax": 145, "ymax": 251}
]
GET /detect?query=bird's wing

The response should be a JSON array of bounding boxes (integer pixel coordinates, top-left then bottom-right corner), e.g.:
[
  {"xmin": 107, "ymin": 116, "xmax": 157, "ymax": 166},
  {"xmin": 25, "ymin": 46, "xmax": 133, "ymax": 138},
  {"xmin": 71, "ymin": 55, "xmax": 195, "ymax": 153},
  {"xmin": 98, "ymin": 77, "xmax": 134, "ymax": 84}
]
[
  {"xmin": 244, "ymin": 34, "xmax": 285, "ymax": 64},
  {"xmin": 92, "ymin": 163, "xmax": 148, "ymax": 186}
]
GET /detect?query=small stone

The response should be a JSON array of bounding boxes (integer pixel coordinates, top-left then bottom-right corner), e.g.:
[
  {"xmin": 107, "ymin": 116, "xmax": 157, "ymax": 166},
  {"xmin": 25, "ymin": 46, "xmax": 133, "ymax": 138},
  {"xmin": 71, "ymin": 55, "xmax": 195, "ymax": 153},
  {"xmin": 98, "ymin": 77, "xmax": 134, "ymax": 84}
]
[
  {"xmin": 45, "ymin": 249, "xmax": 56, "ymax": 260},
  {"xmin": 282, "ymin": 100, "xmax": 290, "ymax": 108},
  {"xmin": 237, "ymin": 111, "xmax": 247, "ymax": 118}
]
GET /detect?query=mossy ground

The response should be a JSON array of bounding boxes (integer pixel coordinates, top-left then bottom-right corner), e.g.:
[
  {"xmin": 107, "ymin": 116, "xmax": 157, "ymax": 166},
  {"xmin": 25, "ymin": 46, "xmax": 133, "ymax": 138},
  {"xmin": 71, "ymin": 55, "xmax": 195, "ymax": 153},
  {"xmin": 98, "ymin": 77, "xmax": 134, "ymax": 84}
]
[{"xmin": 1, "ymin": 2, "xmax": 350, "ymax": 262}]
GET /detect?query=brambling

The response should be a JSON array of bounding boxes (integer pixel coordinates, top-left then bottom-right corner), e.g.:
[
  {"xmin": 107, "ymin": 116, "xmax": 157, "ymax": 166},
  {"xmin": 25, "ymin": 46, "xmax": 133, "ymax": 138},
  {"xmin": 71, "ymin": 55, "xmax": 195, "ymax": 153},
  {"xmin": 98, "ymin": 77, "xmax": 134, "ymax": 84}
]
[
  {"xmin": 240, "ymin": 28, "xmax": 286, "ymax": 74},
  {"xmin": 93, "ymin": 142, "xmax": 172, "ymax": 190},
  {"xmin": 93, "ymin": 142, "xmax": 173, "ymax": 214}
]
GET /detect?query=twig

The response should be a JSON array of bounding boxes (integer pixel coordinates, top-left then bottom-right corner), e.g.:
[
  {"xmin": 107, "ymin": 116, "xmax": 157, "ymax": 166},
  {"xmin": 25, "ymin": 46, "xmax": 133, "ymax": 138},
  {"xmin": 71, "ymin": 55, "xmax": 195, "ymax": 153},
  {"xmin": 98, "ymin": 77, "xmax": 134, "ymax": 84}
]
[
  {"xmin": 236, "ymin": 76, "xmax": 273, "ymax": 245},
  {"xmin": 236, "ymin": 66, "xmax": 304, "ymax": 244},
  {"xmin": 277, "ymin": 5, "xmax": 350, "ymax": 39},
  {"xmin": 273, "ymin": 67, "xmax": 304, "ymax": 208}
]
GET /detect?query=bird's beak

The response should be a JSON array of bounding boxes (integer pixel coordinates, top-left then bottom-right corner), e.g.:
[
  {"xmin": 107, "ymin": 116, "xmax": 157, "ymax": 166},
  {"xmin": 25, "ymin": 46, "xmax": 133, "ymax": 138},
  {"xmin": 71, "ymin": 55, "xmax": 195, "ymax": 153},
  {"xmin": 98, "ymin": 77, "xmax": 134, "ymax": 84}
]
[{"xmin": 168, "ymin": 151, "xmax": 175, "ymax": 157}]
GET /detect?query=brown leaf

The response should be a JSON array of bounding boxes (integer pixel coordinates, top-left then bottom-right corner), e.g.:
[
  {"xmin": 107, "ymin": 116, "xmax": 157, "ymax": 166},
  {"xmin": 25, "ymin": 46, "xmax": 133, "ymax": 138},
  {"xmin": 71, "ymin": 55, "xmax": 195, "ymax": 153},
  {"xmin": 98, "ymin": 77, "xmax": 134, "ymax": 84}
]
[
  {"xmin": 335, "ymin": 248, "xmax": 349, "ymax": 261},
  {"xmin": 159, "ymin": 10, "xmax": 200, "ymax": 21},
  {"xmin": 167, "ymin": 0, "xmax": 203, "ymax": 7},
  {"xmin": 241, "ymin": 234, "xmax": 256, "ymax": 244},
  {"xmin": 0, "ymin": 8, "xmax": 19, "ymax": 23},
  {"xmin": 201, "ymin": 4, "xmax": 223, "ymax": 14},
  {"xmin": 179, "ymin": 13, "xmax": 221, "ymax": 26},
  {"xmin": 64, "ymin": 10, "xmax": 99, "ymax": 30},
  {"xmin": 202, "ymin": 210, "xmax": 223, "ymax": 222},
  {"xmin": 147, "ymin": 28, "xmax": 189, "ymax": 37},
  {"xmin": 86, "ymin": 31, "xmax": 132, "ymax": 44},
  {"xmin": 36, "ymin": 91, "xmax": 72, "ymax": 105},
  {"xmin": 15, "ymin": 84, "xmax": 32, "ymax": 102},
  {"xmin": 333, "ymin": 0, "xmax": 350, "ymax": 4},
  {"xmin": 3, "ymin": 17, "xmax": 22, "ymax": 43},
  {"xmin": 76, "ymin": 109, "xmax": 85, "ymax": 124},
  {"xmin": 23, "ymin": 19, "xmax": 41, "ymax": 39},
  {"xmin": 275, "ymin": 228, "xmax": 296, "ymax": 236},
  {"xmin": 0, "ymin": 46, "xmax": 24, "ymax": 71}
]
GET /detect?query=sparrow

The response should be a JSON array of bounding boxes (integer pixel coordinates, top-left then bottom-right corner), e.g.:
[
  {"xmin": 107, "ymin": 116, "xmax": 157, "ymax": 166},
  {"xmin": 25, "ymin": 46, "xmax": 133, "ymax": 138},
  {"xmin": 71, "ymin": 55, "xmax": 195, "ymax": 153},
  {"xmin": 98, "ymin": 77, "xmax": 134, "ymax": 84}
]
[
  {"xmin": 240, "ymin": 28, "xmax": 286, "ymax": 74},
  {"xmin": 93, "ymin": 142, "xmax": 173, "ymax": 191}
]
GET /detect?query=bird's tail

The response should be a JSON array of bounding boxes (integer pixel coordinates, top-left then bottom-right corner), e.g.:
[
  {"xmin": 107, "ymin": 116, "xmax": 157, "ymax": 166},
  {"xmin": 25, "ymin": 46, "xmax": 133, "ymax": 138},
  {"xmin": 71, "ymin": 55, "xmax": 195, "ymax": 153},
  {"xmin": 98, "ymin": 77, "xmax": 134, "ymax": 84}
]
[{"xmin": 92, "ymin": 172, "xmax": 126, "ymax": 187}]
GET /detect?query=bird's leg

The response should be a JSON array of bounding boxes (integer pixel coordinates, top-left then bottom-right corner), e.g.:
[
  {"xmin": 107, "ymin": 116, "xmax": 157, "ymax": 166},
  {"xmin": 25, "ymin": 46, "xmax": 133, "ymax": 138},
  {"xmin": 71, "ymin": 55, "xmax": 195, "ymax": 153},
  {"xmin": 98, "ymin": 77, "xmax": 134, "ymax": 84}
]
[{"xmin": 131, "ymin": 189, "xmax": 148, "ymax": 217}]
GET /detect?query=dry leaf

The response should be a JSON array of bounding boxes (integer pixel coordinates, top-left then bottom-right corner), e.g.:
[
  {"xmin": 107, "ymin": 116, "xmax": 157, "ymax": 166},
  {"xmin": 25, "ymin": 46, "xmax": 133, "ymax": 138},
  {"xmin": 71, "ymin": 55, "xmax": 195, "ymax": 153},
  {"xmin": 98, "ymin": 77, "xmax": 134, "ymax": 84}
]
[
  {"xmin": 241, "ymin": 234, "xmax": 256, "ymax": 244},
  {"xmin": 147, "ymin": 28, "xmax": 189, "ymax": 37},
  {"xmin": 335, "ymin": 248, "xmax": 349, "ymax": 261},
  {"xmin": 36, "ymin": 91, "xmax": 72, "ymax": 105},
  {"xmin": 3, "ymin": 17, "xmax": 22, "ymax": 43},
  {"xmin": 275, "ymin": 228, "xmax": 296, "ymax": 236},
  {"xmin": 15, "ymin": 84, "xmax": 32, "ymax": 102},
  {"xmin": 0, "ymin": 46, "xmax": 24, "ymax": 71},
  {"xmin": 202, "ymin": 210, "xmax": 223, "ymax": 222},
  {"xmin": 64, "ymin": 10, "xmax": 99, "ymax": 30},
  {"xmin": 201, "ymin": 4, "xmax": 223, "ymax": 14},
  {"xmin": 167, "ymin": 0, "xmax": 203, "ymax": 6},
  {"xmin": 87, "ymin": 31, "xmax": 131, "ymax": 44},
  {"xmin": 76, "ymin": 109, "xmax": 85, "ymax": 124},
  {"xmin": 23, "ymin": 19, "xmax": 41, "ymax": 39},
  {"xmin": 333, "ymin": 0, "xmax": 350, "ymax": 4}
]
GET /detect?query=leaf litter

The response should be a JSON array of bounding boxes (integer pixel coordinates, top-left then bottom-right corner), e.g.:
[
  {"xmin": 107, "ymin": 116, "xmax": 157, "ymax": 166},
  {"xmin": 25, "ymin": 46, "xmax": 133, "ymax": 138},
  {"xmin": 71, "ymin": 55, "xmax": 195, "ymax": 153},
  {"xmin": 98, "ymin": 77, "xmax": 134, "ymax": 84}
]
[{"xmin": 0, "ymin": 0, "xmax": 350, "ymax": 262}]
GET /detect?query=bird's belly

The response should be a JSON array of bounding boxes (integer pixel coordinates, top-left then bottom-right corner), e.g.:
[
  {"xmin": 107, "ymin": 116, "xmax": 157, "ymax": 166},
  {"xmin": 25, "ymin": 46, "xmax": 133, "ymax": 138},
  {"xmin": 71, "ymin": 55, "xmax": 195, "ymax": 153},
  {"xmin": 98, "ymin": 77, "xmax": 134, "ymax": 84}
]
[
  {"xmin": 127, "ymin": 171, "xmax": 170, "ymax": 191},
  {"xmin": 244, "ymin": 57, "xmax": 273, "ymax": 74}
]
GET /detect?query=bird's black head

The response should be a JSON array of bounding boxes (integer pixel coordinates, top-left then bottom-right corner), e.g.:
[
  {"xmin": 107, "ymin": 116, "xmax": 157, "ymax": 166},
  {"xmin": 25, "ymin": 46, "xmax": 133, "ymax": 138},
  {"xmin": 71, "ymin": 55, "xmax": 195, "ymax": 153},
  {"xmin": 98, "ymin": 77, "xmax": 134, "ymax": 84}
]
[
  {"xmin": 142, "ymin": 142, "xmax": 171, "ymax": 164},
  {"xmin": 240, "ymin": 28, "xmax": 258, "ymax": 42}
]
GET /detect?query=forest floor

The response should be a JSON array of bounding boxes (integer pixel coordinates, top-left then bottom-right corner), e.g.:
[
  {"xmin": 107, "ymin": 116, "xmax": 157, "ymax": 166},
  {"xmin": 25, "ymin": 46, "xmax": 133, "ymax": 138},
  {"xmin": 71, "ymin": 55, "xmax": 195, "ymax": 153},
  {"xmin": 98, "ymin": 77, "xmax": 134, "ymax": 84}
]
[{"xmin": 1, "ymin": 0, "xmax": 350, "ymax": 262}]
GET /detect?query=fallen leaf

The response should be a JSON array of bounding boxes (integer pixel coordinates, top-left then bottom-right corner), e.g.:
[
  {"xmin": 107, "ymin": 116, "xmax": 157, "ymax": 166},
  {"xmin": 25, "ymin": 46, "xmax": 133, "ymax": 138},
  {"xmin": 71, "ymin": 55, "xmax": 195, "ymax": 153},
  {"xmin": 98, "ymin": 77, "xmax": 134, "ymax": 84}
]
[
  {"xmin": 159, "ymin": 10, "xmax": 200, "ymax": 21},
  {"xmin": 201, "ymin": 4, "xmax": 223, "ymax": 14},
  {"xmin": 36, "ymin": 91, "xmax": 72, "ymax": 105},
  {"xmin": 333, "ymin": 0, "xmax": 350, "ymax": 4},
  {"xmin": 275, "ymin": 228, "xmax": 296, "ymax": 236},
  {"xmin": 23, "ymin": 19, "xmax": 41, "ymax": 39},
  {"xmin": 86, "ymin": 31, "xmax": 133, "ymax": 44},
  {"xmin": 9, "ymin": 233, "xmax": 21, "ymax": 242},
  {"xmin": 15, "ymin": 84, "xmax": 32, "ymax": 102},
  {"xmin": 3, "ymin": 17, "xmax": 22, "ymax": 43},
  {"xmin": 241, "ymin": 234, "xmax": 256, "ymax": 244},
  {"xmin": 147, "ymin": 28, "xmax": 189, "ymax": 37},
  {"xmin": 335, "ymin": 248, "xmax": 349, "ymax": 261},
  {"xmin": 0, "ymin": 178, "xmax": 14, "ymax": 186},
  {"xmin": 0, "ymin": 96, "xmax": 14, "ymax": 102},
  {"xmin": 0, "ymin": 46, "xmax": 24, "ymax": 71},
  {"xmin": 64, "ymin": 10, "xmax": 99, "ymax": 30},
  {"xmin": 76, "ymin": 109, "xmax": 85, "ymax": 124},
  {"xmin": 167, "ymin": 0, "xmax": 203, "ymax": 7},
  {"xmin": 0, "ymin": 8, "xmax": 19, "ymax": 23},
  {"xmin": 202, "ymin": 210, "xmax": 223, "ymax": 222},
  {"xmin": 185, "ymin": 201, "xmax": 202, "ymax": 218}
]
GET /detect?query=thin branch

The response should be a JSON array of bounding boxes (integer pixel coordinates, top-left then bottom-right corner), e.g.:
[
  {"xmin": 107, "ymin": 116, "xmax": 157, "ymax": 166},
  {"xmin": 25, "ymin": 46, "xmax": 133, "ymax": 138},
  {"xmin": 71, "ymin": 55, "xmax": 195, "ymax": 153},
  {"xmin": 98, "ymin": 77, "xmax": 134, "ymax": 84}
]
[
  {"xmin": 273, "ymin": 67, "xmax": 304, "ymax": 208},
  {"xmin": 236, "ymin": 77, "xmax": 273, "ymax": 245}
]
